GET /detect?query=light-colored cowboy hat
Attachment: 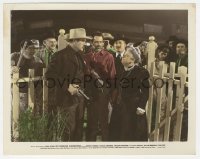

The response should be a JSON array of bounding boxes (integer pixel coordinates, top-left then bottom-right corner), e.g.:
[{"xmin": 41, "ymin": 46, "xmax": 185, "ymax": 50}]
[
  {"xmin": 102, "ymin": 32, "xmax": 114, "ymax": 40},
  {"xmin": 69, "ymin": 28, "xmax": 92, "ymax": 40}
]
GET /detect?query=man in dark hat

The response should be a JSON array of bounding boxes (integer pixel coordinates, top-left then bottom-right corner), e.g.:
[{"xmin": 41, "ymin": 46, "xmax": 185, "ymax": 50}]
[
  {"xmin": 36, "ymin": 30, "xmax": 57, "ymax": 67},
  {"xmin": 166, "ymin": 35, "xmax": 178, "ymax": 62},
  {"xmin": 112, "ymin": 34, "xmax": 128, "ymax": 78},
  {"xmin": 11, "ymin": 39, "xmax": 44, "ymax": 113},
  {"xmin": 109, "ymin": 34, "xmax": 128, "ymax": 141}
]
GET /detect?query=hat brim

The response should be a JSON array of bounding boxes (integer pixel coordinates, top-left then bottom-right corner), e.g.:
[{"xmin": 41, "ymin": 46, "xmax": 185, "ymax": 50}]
[
  {"xmin": 69, "ymin": 36, "xmax": 92, "ymax": 40},
  {"xmin": 113, "ymin": 38, "xmax": 129, "ymax": 44}
]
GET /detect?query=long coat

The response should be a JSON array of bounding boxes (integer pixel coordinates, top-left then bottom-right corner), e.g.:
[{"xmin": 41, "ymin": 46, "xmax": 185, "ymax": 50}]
[
  {"xmin": 119, "ymin": 65, "xmax": 150, "ymax": 141},
  {"xmin": 45, "ymin": 45, "xmax": 85, "ymax": 108}
]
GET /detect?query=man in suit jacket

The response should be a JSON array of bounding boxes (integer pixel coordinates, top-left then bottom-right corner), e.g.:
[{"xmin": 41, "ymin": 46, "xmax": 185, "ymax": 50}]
[
  {"xmin": 45, "ymin": 28, "xmax": 91, "ymax": 141},
  {"xmin": 109, "ymin": 34, "xmax": 128, "ymax": 141}
]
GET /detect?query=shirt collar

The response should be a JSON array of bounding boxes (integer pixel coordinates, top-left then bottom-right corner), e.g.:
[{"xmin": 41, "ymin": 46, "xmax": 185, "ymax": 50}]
[{"xmin": 116, "ymin": 50, "xmax": 125, "ymax": 58}]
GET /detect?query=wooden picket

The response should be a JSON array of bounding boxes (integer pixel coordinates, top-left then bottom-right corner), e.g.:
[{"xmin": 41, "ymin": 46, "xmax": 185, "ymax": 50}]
[
  {"xmin": 163, "ymin": 62, "xmax": 175, "ymax": 141},
  {"xmin": 28, "ymin": 69, "xmax": 35, "ymax": 110},
  {"xmin": 42, "ymin": 68, "xmax": 48, "ymax": 115},
  {"xmin": 153, "ymin": 61, "xmax": 165, "ymax": 141},
  {"xmin": 12, "ymin": 71, "xmax": 20, "ymax": 140},
  {"xmin": 146, "ymin": 62, "xmax": 155, "ymax": 139},
  {"xmin": 174, "ymin": 66, "xmax": 187, "ymax": 141}
]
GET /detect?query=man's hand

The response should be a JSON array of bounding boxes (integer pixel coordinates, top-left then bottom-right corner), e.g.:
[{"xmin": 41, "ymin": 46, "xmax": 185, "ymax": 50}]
[
  {"xmin": 11, "ymin": 66, "xmax": 20, "ymax": 74},
  {"xmin": 136, "ymin": 107, "xmax": 145, "ymax": 115},
  {"xmin": 68, "ymin": 84, "xmax": 79, "ymax": 95}
]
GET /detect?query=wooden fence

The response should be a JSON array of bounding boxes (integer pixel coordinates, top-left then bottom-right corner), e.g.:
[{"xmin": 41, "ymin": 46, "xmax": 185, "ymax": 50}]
[
  {"xmin": 11, "ymin": 62, "xmax": 188, "ymax": 141},
  {"xmin": 11, "ymin": 68, "xmax": 48, "ymax": 140},
  {"xmin": 146, "ymin": 61, "xmax": 188, "ymax": 141}
]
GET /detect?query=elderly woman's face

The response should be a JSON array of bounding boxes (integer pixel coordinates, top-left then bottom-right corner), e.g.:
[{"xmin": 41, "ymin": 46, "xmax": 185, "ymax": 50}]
[{"xmin": 121, "ymin": 49, "xmax": 135, "ymax": 66}]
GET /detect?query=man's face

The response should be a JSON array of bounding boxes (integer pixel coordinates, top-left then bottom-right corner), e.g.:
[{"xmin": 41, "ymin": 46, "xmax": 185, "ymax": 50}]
[
  {"xmin": 73, "ymin": 39, "xmax": 86, "ymax": 52},
  {"xmin": 158, "ymin": 51, "xmax": 168, "ymax": 61},
  {"xmin": 168, "ymin": 41, "xmax": 174, "ymax": 48},
  {"xmin": 23, "ymin": 45, "xmax": 38, "ymax": 59},
  {"xmin": 44, "ymin": 38, "xmax": 57, "ymax": 52},
  {"xmin": 176, "ymin": 43, "xmax": 187, "ymax": 55},
  {"xmin": 93, "ymin": 36, "xmax": 104, "ymax": 52},
  {"xmin": 114, "ymin": 40, "xmax": 126, "ymax": 53}
]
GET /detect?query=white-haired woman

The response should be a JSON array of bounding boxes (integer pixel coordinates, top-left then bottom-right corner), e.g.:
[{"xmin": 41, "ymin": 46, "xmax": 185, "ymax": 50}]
[{"xmin": 118, "ymin": 45, "xmax": 150, "ymax": 141}]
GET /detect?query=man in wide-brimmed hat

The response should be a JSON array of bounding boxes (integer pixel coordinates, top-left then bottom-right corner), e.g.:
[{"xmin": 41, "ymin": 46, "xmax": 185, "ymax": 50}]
[
  {"xmin": 45, "ymin": 28, "xmax": 91, "ymax": 141},
  {"xmin": 102, "ymin": 32, "xmax": 115, "ymax": 54}
]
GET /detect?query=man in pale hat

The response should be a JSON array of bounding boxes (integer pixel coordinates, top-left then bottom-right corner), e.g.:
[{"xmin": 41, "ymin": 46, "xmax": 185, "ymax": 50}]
[
  {"xmin": 45, "ymin": 28, "xmax": 91, "ymax": 141},
  {"xmin": 36, "ymin": 30, "xmax": 57, "ymax": 67},
  {"xmin": 102, "ymin": 32, "xmax": 115, "ymax": 54}
]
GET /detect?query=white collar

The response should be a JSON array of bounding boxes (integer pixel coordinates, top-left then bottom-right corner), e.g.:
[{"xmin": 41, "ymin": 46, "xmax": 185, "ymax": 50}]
[{"xmin": 116, "ymin": 50, "xmax": 125, "ymax": 58}]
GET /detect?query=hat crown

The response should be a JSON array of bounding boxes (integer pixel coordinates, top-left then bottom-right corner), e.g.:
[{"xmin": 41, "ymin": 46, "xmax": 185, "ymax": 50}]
[{"xmin": 69, "ymin": 28, "xmax": 87, "ymax": 39}]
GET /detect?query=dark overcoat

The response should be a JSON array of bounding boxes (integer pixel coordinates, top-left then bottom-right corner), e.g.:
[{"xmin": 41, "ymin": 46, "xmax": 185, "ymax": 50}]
[
  {"xmin": 45, "ymin": 45, "xmax": 85, "ymax": 108},
  {"xmin": 119, "ymin": 65, "xmax": 150, "ymax": 141}
]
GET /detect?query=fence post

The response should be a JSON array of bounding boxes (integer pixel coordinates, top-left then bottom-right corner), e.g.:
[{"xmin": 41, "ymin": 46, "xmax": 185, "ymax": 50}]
[
  {"xmin": 164, "ymin": 62, "xmax": 175, "ymax": 141},
  {"xmin": 43, "ymin": 68, "xmax": 48, "ymax": 115},
  {"xmin": 12, "ymin": 71, "xmax": 20, "ymax": 140},
  {"xmin": 28, "ymin": 69, "xmax": 35, "ymax": 110},
  {"xmin": 154, "ymin": 61, "xmax": 166, "ymax": 141},
  {"xmin": 147, "ymin": 62, "xmax": 155, "ymax": 140},
  {"xmin": 174, "ymin": 66, "xmax": 187, "ymax": 141}
]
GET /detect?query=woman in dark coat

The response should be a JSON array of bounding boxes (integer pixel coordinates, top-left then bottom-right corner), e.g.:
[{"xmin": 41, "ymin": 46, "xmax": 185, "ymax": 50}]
[{"xmin": 119, "ymin": 45, "xmax": 150, "ymax": 141}]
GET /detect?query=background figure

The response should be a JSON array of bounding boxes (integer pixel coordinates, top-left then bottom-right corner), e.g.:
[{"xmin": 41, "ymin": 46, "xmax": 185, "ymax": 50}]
[
  {"xmin": 119, "ymin": 45, "xmax": 149, "ymax": 141},
  {"xmin": 166, "ymin": 35, "xmax": 178, "ymax": 63},
  {"xmin": 135, "ymin": 41, "xmax": 148, "ymax": 66},
  {"xmin": 84, "ymin": 31, "xmax": 116, "ymax": 141},
  {"xmin": 45, "ymin": 28, "xmax": 90, "ymax": 141},
  {"xmin": 175, "ymin": 39, "xmax": 188, "ymax": 72},
  {"xmin": 36, "ymin": 30, "xmax": 57, "ymax": 67},
  {"xmin": 11, "ymin": 39, "xmax": 44, "ymax": 113}
]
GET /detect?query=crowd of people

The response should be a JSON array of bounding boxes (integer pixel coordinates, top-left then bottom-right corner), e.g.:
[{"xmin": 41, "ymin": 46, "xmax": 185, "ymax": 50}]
[{"xmin": 11, "ymin": 27, "xmax": 188, "ymax": 141}]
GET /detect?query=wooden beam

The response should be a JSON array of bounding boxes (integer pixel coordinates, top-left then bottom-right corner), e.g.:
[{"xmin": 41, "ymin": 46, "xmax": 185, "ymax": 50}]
[
  {"xmin": 164, "ymin": 62, "xmax": 175, "ymax": 141},
  {"xmin": 12, "ymin": 71, "xmax": 20, "ymax": 141}
]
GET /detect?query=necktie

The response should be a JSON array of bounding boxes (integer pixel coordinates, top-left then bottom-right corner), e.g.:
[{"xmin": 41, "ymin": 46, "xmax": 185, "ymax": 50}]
[{"xmin": 116, "ymin": 54, "xmax": 121, "ymax": 63}]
